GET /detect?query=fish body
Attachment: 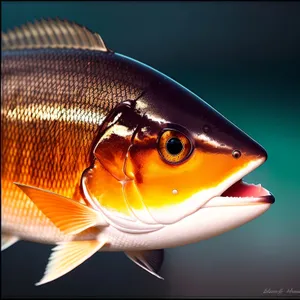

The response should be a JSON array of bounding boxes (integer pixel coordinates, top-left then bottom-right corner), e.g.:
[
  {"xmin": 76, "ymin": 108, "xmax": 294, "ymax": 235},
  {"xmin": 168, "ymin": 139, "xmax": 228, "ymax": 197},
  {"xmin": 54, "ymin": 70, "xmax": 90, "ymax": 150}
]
[
  {"xmin": 1, "ymin": 48, "xmax": 149, "ymax": 246},
  {"xmin": 1, "ymin": 19, "xmax": 274, "ymax": 285}
]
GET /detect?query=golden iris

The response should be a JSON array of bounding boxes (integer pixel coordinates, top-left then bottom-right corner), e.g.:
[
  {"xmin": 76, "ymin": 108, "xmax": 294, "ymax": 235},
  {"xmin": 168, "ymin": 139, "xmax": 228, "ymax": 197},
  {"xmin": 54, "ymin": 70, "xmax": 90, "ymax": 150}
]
[{"xmin": 158, "ymin": 130, "xmax": 193, "ymax": 164}]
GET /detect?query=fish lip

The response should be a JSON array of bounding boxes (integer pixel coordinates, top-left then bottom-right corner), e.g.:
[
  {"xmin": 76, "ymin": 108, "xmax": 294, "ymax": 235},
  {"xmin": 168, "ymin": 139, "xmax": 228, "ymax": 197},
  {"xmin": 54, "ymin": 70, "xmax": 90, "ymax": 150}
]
[
  {"xmin": 202, "ymin": 194, "xmax": 275, "ymax": 208},
  {"xmin": 221, "ymin": 193, "xmax": 275, "ymax": 206},
  {"xmin": 253, "ymin": 193, "xmax": 275, "ymax": 204},
  {"xmin": 203, "ymin": 179, "xmax": 275, "ymax": 208}
]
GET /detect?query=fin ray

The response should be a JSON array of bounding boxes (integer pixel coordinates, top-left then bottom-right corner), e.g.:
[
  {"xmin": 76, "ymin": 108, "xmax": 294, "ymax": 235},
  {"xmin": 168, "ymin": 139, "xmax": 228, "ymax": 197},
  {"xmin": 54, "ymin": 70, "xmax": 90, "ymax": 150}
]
[
  {"xmin": 125, "ymin": 249, "xmax": 164, "ymax": 280},
  {"xmin": 36, "ymin": 239, "xmax": 106, "ymax": 286},
  {"xmin": 14, "ymin": 183, "xmax": 107, "ymax": 235},
  {"xmin": 2, "ymin": 18, "xmax": 109, "ymax": 52}
]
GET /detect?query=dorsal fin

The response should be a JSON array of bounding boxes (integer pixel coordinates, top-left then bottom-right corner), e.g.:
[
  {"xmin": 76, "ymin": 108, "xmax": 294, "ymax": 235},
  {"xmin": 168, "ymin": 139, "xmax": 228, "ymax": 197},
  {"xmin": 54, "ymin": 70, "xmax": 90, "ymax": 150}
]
[{"xmin": 2, "ymin": 18, "xmax": 110, "ymax": 52}]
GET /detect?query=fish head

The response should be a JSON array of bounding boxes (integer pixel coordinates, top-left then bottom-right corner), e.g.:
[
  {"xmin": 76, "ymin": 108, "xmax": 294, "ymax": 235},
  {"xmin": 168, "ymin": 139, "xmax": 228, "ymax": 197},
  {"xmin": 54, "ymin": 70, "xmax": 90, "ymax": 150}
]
[
  {"xmin": 89, "ymin": 56, "xmax": 274, "ymax": 242},
  {"xmin": 121, "ymin": 74, "xmax": 274, "ymax": 227}
]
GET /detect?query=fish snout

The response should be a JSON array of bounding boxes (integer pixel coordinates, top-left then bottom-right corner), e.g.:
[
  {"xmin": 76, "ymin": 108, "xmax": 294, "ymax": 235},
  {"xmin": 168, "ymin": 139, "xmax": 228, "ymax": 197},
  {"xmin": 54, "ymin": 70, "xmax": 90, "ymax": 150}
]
[
  {"xmin": 237, "ymin": 138, "xmax": 268, "ymax": 164},
  {"xmin": 253, "ymin": 143, "xmax": 268, "ymax": 162}
]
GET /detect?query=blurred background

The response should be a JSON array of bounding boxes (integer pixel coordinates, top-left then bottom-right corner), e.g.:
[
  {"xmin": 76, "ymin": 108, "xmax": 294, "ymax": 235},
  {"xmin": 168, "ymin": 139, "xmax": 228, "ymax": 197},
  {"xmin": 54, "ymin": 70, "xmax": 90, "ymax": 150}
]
[{"xmin": 1, "ymin": 1, "xmax": 300, "ymax": 298}]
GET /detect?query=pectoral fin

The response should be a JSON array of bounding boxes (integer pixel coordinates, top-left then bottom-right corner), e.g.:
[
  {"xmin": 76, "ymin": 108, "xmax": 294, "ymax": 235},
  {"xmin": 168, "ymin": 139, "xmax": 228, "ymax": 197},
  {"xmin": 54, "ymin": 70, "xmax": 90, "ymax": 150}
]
[
  {"xmin": 2, "ymin": 234, "xmax": 19, "ymax": 251},
  {"xmin": 14, "ymin": 183, "xmax": 108, "ymax": 235},
  {"xmin": 36, "ymin": 239, "xmax": 107, "ymax": 286},
  {"xmin": 125, "ymin": 249, "xmax": 164, "ymax": 280}
]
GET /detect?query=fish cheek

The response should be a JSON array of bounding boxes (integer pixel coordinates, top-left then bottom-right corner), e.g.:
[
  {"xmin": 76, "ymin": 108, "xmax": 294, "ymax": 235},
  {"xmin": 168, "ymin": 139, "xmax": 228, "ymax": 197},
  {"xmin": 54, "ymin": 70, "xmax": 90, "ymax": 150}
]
[
  {"xmin": 124, "ymin": 145, "xmax": 252, "ymax": 211},
  {"xmin": 190, "ymin": 151, "xmax": 252, "ymax": 188},
  {"xmin": 124, "ymin": 142, "xmax": 206, "ymax": 209}
]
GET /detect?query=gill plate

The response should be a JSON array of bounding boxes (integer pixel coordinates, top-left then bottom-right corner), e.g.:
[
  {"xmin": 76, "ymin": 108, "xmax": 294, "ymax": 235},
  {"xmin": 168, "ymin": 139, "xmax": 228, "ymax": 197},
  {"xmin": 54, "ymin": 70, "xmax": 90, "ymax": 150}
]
[{"xmin": 81, "ymin": 100, "xmax": 164, "ymax": 234}]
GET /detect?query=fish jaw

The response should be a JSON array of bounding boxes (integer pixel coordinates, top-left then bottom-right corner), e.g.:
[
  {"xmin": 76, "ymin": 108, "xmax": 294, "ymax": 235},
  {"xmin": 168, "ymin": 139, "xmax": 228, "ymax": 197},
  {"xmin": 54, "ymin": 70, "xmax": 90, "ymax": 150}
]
[
  {"xmin": 109, "ymin": 181, "xmax": 274, "ymax": 251},
  {"xmin": 129, "ymin": 202, "xmax": 273, "ymax": 250},
  {"xmin": 102, "ymin": 200, "xmax": 273, "ymax": 252},
  {"xmin": 140, "ymin": 165, "xmax": 275, "ymax": 249},
  {"xmin": 203, "ymin": 181, "xmax": 275, "ymax": 208}
]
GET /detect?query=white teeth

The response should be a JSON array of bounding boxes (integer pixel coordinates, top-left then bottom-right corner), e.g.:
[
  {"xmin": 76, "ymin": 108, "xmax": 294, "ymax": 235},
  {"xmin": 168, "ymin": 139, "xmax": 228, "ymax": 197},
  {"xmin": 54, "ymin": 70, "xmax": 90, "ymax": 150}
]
[
  {"xmin": 256, "ymin": 184, "xmax": 262, "ymax": 188},
  {"xmin": 203, "ymin": 195, "xmax": 265, "ymax": 208}
]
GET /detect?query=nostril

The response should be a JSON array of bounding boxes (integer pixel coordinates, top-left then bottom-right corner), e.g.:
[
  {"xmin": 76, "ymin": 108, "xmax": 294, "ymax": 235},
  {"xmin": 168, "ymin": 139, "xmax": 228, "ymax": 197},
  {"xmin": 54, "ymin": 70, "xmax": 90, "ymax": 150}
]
[{"xmin": 232, "ymin": 149, "xmax": 241, "ymax": 159}]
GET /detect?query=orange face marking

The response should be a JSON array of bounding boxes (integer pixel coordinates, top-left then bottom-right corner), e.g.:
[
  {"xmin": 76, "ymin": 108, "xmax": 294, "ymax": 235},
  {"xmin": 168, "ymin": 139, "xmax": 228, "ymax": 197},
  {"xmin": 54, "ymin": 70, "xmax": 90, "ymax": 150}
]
[
  {"xmin": 125, "ymin": 144, "xmax": 256, "ymax": 209},
  {"xmin": 85, "ymin": 116, "xmax": 258, "ymax": 216}
]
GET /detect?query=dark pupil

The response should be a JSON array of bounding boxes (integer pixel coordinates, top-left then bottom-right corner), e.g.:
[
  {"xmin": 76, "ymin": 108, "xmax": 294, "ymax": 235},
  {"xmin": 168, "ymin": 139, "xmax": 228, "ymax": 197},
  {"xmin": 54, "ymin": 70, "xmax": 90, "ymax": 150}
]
[{"xmin": 166, "ymin": 138, "xmax": 183, "ymax": 155}]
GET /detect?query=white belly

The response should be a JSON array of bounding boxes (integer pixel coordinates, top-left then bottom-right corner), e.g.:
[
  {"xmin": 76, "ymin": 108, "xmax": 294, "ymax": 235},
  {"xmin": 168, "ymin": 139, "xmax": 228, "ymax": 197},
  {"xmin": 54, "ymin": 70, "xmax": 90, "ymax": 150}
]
[{"xmin": 101, "ymin": 202, "xmax": 271, "ymax": 251}]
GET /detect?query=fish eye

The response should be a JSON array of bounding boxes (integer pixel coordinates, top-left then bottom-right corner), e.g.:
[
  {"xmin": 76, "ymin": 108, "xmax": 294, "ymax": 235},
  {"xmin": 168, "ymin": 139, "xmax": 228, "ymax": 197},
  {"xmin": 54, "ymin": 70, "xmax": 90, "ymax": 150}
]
[{"xmin": 158, "ymin": 129, "xmax": 193, "ymax": 164}]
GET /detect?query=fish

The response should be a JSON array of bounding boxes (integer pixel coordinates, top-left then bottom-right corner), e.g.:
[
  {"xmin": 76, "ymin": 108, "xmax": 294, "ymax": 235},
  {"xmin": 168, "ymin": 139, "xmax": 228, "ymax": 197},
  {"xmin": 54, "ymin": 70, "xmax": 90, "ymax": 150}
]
[{"xmin": 1, "ymin": 19, "xmax": 275, "ymax": 286}]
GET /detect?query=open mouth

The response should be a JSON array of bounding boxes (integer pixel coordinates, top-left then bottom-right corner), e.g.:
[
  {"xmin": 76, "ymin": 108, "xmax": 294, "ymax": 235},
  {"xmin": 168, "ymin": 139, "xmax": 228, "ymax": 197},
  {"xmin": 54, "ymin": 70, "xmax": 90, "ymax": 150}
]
[{"xmin": 203, "ymin": 180, "xmax": 275, "ymax": 208}]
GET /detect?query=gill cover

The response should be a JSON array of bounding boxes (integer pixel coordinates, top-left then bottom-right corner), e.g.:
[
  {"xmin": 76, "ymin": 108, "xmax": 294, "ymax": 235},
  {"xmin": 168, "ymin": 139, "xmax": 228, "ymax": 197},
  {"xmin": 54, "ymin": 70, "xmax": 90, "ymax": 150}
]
[{"xmin": 81, "ymin": 98, "xmax": 164, "ymax": 233}]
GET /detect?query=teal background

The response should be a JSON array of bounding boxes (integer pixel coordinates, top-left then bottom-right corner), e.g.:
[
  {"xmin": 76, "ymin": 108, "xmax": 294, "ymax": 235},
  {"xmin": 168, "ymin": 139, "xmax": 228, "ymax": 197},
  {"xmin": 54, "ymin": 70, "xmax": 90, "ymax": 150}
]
[{"xmin": 2, "ymin": 1, "xmax": 300, "ymax": 298}]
